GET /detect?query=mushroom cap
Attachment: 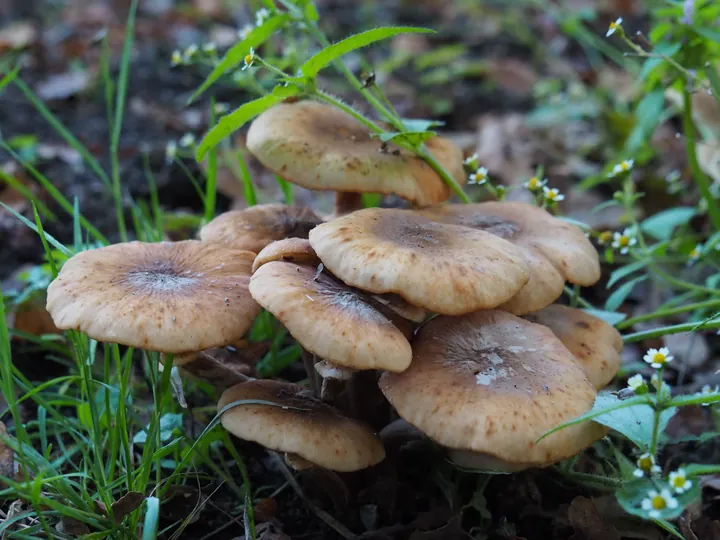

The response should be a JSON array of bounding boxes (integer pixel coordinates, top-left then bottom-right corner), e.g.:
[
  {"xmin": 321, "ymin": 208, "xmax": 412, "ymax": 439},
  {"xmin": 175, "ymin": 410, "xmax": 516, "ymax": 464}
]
[
  {"xmin": 246, "ymin": 100, "xmax": 466, "ymax": 207},
  {"xmin": 218, "ymin": 380, "xmax": 385, "ymax": 471},
  {"xmin": 308, "ymin": 208, "xmax": 531, "ymax": 315},
  {"xmin": 369, "ymin": 293, "xmax": 427, "ymax": 323},
  {"xmin": 249, "ymin": 262, "xmax": 412, "ymax": 371},
  {"xmin": 200, "ymin": 204, "xmax": 323, "ymax": 254},
  {"xmin": 252, "ymin": 238, "xmax": 321, "ymax": 273},
  {"xmin": 417, "ymin": 202, "xmax": 600, "ymax": 314},
  {"xmin": 523, "ymin": 305, "xmax": 622, "ymax": 389},
  {"xmin": 46, "ymin": 241, "xmax": 261, "ymax": 353},
  {"xmin": 379, "ymin": 310, "xmax": 606, "ymax": 470}
]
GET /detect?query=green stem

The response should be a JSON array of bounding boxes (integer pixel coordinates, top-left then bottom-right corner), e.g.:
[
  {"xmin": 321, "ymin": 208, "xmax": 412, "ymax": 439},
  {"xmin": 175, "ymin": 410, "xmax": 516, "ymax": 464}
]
[
  {"xmin": 649, "ymin": 369, "xmax": 664, "ymax": 455},
  {"xmin": 417, "ymin": 147, "xmax": 470, "ymax": 203},
  {"xmin": 617, "ymin": 298, "xmax": 720, "ymax": 329},
  {"xmin": 623, "ymin": 319, "xmax": 720, "ymax": 343},
  {"xmin": 313, "ymin": 90, "xmax": 384, "ymax": 133}
]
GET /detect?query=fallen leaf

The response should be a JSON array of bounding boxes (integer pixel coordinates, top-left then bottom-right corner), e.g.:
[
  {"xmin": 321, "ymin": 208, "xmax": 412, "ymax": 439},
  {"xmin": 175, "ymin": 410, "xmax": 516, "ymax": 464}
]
[
  {"xmin": 36, "ymin": 70, "xmax": 92, "ymax": 101},
  {"xmin": 96, "ymin": 492, "xmax": 145, "ymax": 524},
  {"xmin": 697, "ymin": 142, "xmax": 720, "ymax": 184},
  {"xmin": 663, "ymin": 332, "xmax": 709, "ymax": 368},
  {"xmin": 0, "ymin": 21, "xmax": 37, "ymax": 51},
  {"xmin": 568, "ymin": 496, "xmax": 621, "ymax": 540},
  {"xmin": 254, "ymin": 497, "xmax": 278, "ymax": 522},
  {"xmin": 56, "ymin": 516, "xmax": 91, "ymax": 536},
  {"xmin": 0, "ymin": 422, "xmax": 14, "ymax": 479},
  {"xmin": 486, "ymin": 58, "xmax": 538, "ymax": 95}
]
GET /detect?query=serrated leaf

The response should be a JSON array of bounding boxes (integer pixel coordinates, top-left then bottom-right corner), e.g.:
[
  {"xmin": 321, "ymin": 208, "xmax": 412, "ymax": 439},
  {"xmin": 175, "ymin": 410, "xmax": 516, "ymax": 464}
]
[
  {"xmin": 376, "ymin": 130, "xmax": 436, "ymax": 146},
  {"xmin": 300, "ymin": 26, "xmax": 434, "ymax": 78},
  {"xmin": 581, "ymin": 308, "xmax": 627, "ymax": 326},
  {"xmin": 616, "ymin": 477, "xmax": 700, "ymax": 522},
  {"xmin": 607, "ymin": 260, "xmax": 649, "ymax": 289},
  {"xmin": 640, "ymin": 207, "xmax": 695, "ymax": 240},
  {"xmin": 196, "ymin": 86, "xmax": 300, "ymax": 160},
  {"xmin": 605, "ymin": 276, "xmax": 647, "ymax": 312},
  {"xmin": 402, "ymin": 118, "xmax": 445, "ymax": 131},
  {"xmin": 189, "ymin": 14, "xmax": 291, "ymax": 103},
  {"xmin": 591, "ymin": 393, "xmax": 676, "ymax": 448}
]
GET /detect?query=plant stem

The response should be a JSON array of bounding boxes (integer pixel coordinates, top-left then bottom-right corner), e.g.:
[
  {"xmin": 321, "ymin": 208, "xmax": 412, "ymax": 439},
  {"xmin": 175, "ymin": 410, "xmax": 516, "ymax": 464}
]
[
  {"xmin": 617, "ymin": 298, "xmax": 720, "ymax": 329},
  {"xmin": 312, "ymin": 90, "xmax": 384, "ymax": 133},
  {"xmin": 416, "ymin": 147, "xmax": 470, "ymax": 203},
  {"xmin": 623, "ymin": 319, "xmax": 720, "ymax": 343},
  {"xmin": 649, "ymin": 368, "xmax": 664, "ymax": 456}
]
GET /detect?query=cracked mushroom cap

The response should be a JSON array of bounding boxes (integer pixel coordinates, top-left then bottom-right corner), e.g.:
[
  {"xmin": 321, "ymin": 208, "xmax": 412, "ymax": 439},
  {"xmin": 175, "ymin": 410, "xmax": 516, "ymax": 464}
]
[
  {"xmin": 252, "ymin": 238, "xmax": 321, "ymax": 273},
  {"xmin": 200, "ymin": 204, "xmax": 323, "ymax": 254},
  {"xmin": 308, "ymin": 208, "xmax": 531, "ymax": 315},
  {"xmin": 416, "ymin": 202, "xmax": 600, "ymax": 314},
  {"xmin": 218, "ymin": 380, "xmax": 385, "ymax": 471},
  {"xmin": 523, "ymin": 305, "xmax": 622, "ymax": 389},
  {"xmin": 246, "ymin": 100, "xmax": 466, "ymax": 207},
  {"xmin": 379, "ymin": 310, "xmax": 606, "ymax": 471},
  {"xmin": 249, "ymin": 261, "xmax": 412, "ymax": 371},
  {"xmin": 46, "ymin": 241, "xmax": 261, "ymax": 353}
]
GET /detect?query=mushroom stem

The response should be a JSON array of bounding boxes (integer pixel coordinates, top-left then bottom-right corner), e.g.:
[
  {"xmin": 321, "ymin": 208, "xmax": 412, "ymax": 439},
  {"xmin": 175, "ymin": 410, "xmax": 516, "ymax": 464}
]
[
  {"xmin": 333, "ymin": 192, "xmax": 363, "ymax": 216},
  {"xmin": 300, "ymin": 349, "xmax": 320, "ymax": 395}
]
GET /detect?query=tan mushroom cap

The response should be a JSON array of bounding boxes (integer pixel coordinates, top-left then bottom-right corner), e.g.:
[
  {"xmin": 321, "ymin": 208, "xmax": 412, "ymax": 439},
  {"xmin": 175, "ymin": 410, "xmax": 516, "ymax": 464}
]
[
  {"xmin": 200, "ymin": 204, "xmax": 322, "ymax": 253},
  {"xmin": 218, "ymin": 380, "xmax": 385, "ymax": 471},
  {"xmin": 252, "ymin": 238, "xmax": 321, "ymax": 273},
  {"xmin": 249, "ymin": 262, "xmax": 412, "ymax": 371},
  {"xmin": 379, "ymin": 310, "xmax": 606, "ymax": 471},
  {"xmin": 523, "ymin": 305, "xmax": 623, "ymax": 389},
  {"xmin": 46, "ymin": 241, "xmax": 261, "ymax": 353},
  {"xmin": 416, "ymin": 202, "xmax": 601, "ymax": 314},
  {"xmin": 309, "ymin": 208, "xmax": 531, "ymax": 315},
  {"xmin": 246, "ymin": 100, "xmax": 466, "ymax": 207}
]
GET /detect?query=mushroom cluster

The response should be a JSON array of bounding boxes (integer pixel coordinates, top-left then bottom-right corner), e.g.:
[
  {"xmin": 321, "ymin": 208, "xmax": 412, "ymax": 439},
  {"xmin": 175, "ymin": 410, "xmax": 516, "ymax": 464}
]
[{"xmin": 45, "ymin": 97, "xmax": 621, "ymax": 475}]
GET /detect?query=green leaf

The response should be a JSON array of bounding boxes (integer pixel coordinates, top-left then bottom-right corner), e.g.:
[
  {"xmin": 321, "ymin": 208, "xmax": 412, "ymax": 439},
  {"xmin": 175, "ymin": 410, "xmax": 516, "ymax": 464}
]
[
  {"xmin": 640, "ymin": 207, "xmax": 696, "ymax": 240},
  {"xmin": 402, "ymin": 118, "xmax": 445, "ymax": 131},
  {"xmin": 669, "ymin": 389, "xmax": 720, "ymax": 408},
  {"xmin": 134, "ymin": 413, "xmax": 183, "ymax": 444},
  {"xmin": 196, "ymin": 86, "xmax": 300, "ymax": 160},
  {"xmin": 581, "ymin": 308, "xmax": 627, "ymax": 326},
  {"xmin": 142, "ymin": 497, "xmax": 160, "ymax": 540},
  {"xmin": 607, "ymin": 260, "xmax": 649, "ymax": 289},
  {"xmin": 189, "ymin": 14, "xmax": 291, "ymax": 103},
  {"xmin": 605, "ymin": 276, "xmax": 647, "ymax": 312},
  {"xmin": 616, "ymin": 477, "xmax": 700, "ymax": 522},
  {"xmin": 639, "ymin": 42, "xmax": 681, "ymax": 81},
  {"xmin": 694, "ymin": 26, "xmax": 720, "ymax": 43},
  {"xmin": 590, "ymin": 393, "xmax": 676, "ymax": 448},
  {"xmin": 304, "ymin": 2, "xmax": 319, "ymax": 21},
  {"xmin": 624, "ymin": 89, "xmax": 667, "ymax": 153},
  {"xmin": 300, "ymin": 26, "xmax": 434, "ymax": 78},
  {"xmin": 376, "ymin": 130, "xmax": 436, "ymax": 146}
]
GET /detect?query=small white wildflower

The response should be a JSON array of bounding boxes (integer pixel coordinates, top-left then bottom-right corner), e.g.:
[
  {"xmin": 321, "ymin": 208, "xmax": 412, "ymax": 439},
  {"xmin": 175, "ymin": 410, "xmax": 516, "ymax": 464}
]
[
  {"xmin": 597, "ymin": 230, "xmax": 613, "ymax": 246},
  {"xmin": 627, "ymin": 374, "xmax": 648, "ymax": 394},
  {"xmin": 641, "ymin": 489, "xmax": 678, "ymax": 519},
  {"xmin": 214, "ymin": 102, "xmax": 230, "ymax": 115},
  {"xmin": 183, "ymin": 44, "xmax": 199, "ymax": 61},
  {"xmin": 668, "ymin": 469, "xmax": 692, "ymax": 494},
  {"xmin": 170, "ymin": 50, "xmax": 183, "ymax": 67},
  {"xmin": 643, "ymin": 347, "xmax": 674, "ymax": 369},
  {"xmin": 633, "ymin": 452, "xmax": 662, "ymax": 478},
  {"xmin": 255, "ymin": 8, "xmax": 271, "ymax": 26},
  {"xmin": 606, "ymin": 17, "xmax": 623, "ymax": 38},
  {"xmin": 242, "ymin": 47, "xmax": 255, "ymax": 70},
  {"xmin": 543, "ymin": 186, "xmax": 565, "ymax": 203},
  {"xmin": 238, "ymin": 24, "xmax": 254, "ymax": 40},
  {"xmin": 165, "ymin": 140, "xmax": 177, "ymax": 162},
  {"xmin": 202, "ymin": 42, "xmax": 217, "ymax": 54},
  {"xmin": 179, "ymin": 133, "xmax": 196, "ymax": 148},
  {"xmin": 524, "ymin": 176, "xmax": 547, "ymax": 192},
  {"xmin": 608, "ymin": 159, "xmax": 634, "ymax": 178},
  {"xmin": 701, "ymin": 384, "xmax": 719, "ymax": 406},
  {"xmin": 469, "ymin": 167, "xmax": 488, "ymax": 185},
  {"xmin": 689, "ymin": 243, "xmax": 703, "ymax": 264},
  {"xmin": 463, "ymin": 153, "xmax": 479, "ymax": 168},
  {"xmin": 611, "ymin": 228, "xmax": 637, "ymax": 254}
]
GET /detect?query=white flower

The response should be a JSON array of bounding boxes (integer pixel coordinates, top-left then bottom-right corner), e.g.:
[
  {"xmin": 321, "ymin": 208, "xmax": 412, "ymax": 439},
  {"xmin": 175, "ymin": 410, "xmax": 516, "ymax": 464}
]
[
  {"xmin": 524, "ymin": 176, "xmax": 547, "ymax": 192},
  {"xmin": 608, "ymin": 159, "xmax": 634, "ymax": 178},
  {"xmin": 627, "ymin": 374, "xmax": 647, "ymax": 393},
  {"xmin": 597, "ymin": 230, "xmax": 613, "ymax": 246},
  {"xmin": 668, "ymin": 469, "xmax": 692, "ymax": 494},
  {"xmin": 469, "ymin": 167, "xmax": 488, "ymax": 185},
  {"xmin": 170, "ymin": 50, "xmax": 183, "ymax": 67},
  {"xmin": 633, "ymin": 452, "xmax": 661, "ymax": 478},
  {"xmin": 165, "ymin": 140, "xmax": 177, "ymax": 162},
  {"xmin": 179, "ymin": 133, "xmax": 196, "ymax": 148},
  {"xmin": 666, "ymin": 170, "xmax": 681, "ymax": 184},
  {"xmin": 689, "ymin": 243, "xmax": 703, "ymax": 263},
  {"xmin": 643, "ymin": 347, "xmax": 673, "ymax": 369},
  {"xmin": 641, "ymin": 489, "xmax": 678, "ymax": 519},
  {"xmin": 242, "ymin": 47, "xmax": 255, "ymax": 70},
  {"xmin": 543, "ymin": 186, "xmax": 565, "ymax": 203},
  {"xmin": 701, "ymin": 384, "xmax": 719, "ymax": 406},
  {"xmin": 606, "ymin": 17, "xmax": 623, "ymax": 37},
  {"xmin": 238, "ymin": 24, "xmax": 254, "ymax": 40},
  {"xmin": 255, "ymin": 8, "xmax": 271, "ymax": 26},
  {"xmin": 183, "ymin": 44, "xmax": 199, "ymax": 62},
  {"xmin": 463, "ymin": 153, "xmax": 479, "ymax": 168},
  {"xmin": 202, "ymin": 42, "xmax": 217, "ymax": 54},
  {"xmin": 611, "ymin": 228, "xmax": 637, "ymax": 254},
  {"xmin": 214, "ymin": 102, "xmax": 230, "ymax": 115}
]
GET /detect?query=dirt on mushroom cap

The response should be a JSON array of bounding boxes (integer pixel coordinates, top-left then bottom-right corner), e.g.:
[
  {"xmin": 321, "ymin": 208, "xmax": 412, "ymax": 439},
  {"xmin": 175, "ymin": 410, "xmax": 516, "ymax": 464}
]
[
  {"xmin": 218, "ymin": 380, "xmax": 385, "ymax": 472},
  {"xmin": 379, "ymin": 310, "xmax": 606, "ymax": 469},
  {"xmin": 46, "ymin": 240, "xmax": 261, "ymax": 353},
  {"xmin": 246, "ymin": 100, "xmax": 466, "ymax": 207},
  {"xmin": 309, "ymin": 207, "xmax": 531, "ymax": 315}
]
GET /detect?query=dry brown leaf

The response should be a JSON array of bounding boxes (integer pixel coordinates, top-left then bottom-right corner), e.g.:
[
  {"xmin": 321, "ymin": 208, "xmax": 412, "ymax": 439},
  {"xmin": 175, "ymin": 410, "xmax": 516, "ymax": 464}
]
[
  {"xmin": 97, "ymin": 492, "xmax": 145, "ymax": 524},
  {"xmin": 486, "ymin": 59, "xmax": 538, "ymax": 95},
  {"xmin": 568, "ymin": 496, "xmax": 621, "ymax": 540},
  {"xmin": 0, "ymin": 422, "xmax": 14, "ymax": 479},
  {"xmin": 55, "ymin": 516, "xmax": 91, "ymax": 536},
  {"xmin": 697, "ymin": 142, "xmax": 720, "ymax": 184},
  {"xmin": 473, "ymin": 113, "xmax": 536, "ymax": 185}
]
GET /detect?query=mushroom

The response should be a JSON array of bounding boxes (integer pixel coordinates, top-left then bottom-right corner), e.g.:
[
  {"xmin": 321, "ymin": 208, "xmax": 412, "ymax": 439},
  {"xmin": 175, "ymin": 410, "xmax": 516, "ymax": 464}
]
[
  {"xmin": 416, "ymin": 201, "xmax": 600, "ymax": 314},
  {"xmin": 523, "ymin": 305, "xmax": 622, "ymax": 389},
  {"xmin": 308, "ymin": 207, "xmax": 531, "ymax": 315},
  {"xmin": 46, "ymin": 241, "xmax": 261, "ymax": 353},
  {"xmin": 246, "ymin": 100, "xmax": 465, "ymax": 215},
  {"xmin": 200, "ymin": 204, "xmax": 322, "ymax": 254},
  {"xmin": 218, "ymin": 380, "xmax": 385, "ymax": 472},
  {"xmin": 379, "ymin": 310, "xmax": 606, "ymax": 472},
  {"xmin": 251, "ymin": 238, "xmax": 321, "ymax": 273}
]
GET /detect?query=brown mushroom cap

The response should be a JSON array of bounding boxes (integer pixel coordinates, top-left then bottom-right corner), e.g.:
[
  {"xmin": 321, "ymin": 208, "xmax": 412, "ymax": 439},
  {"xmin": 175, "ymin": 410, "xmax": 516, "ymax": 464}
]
[
  {"xmin": 523, "ymin": 305, "xmax": 622, "ymax": 389},
  {"xmin": 200, "ymin": 204, "xmax": 322, "ymax": 253},
  {"xmin": 246, "ymin": 100, "xmax": 466, "ymax": 207},
  {"xmin": 416, "ymin": 202, "xmax": 600, "ymax": 314},
  {"xmin": 379, "ymin": 310, "xmax": 606, "ymax": 471},
  {"xmin": 218, "ymin": 380, "xmax": 385, "ymax": 471},
  {"xmin": 46, "ymin": 241, "xmax": 261, "ymax": 353},
  {"xmin": 252, "ymin": 238, "xmax": 321, "ymax": 273},
  {"xmin": 249, "ymin": 262, "xmax": 412, "ymax": 371},
  {"xmin": 308, "ymin": 208, "xmax": 531, "ymax": 315}
]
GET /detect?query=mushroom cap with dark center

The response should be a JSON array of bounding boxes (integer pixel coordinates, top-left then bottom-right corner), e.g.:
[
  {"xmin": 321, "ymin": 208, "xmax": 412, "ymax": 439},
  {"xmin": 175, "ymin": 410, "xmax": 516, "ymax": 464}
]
[
  {"xmin": 46, "ymin": 241, "xmax": 261, "ymax": 353},
  {"xmin": 246, "ymin": 100, "xmax": 466, "ymax": 207},
  {"xmin": 200, "ymin": 204, "xmax": 323, "ymax": 253},
  {"xmin": 416, "ymin": 202, "xmax": 600, "ymax": 314},
  {"xmin": 309, "ymin": 208, "xmax": 531, "ymax": 315},
  {"xmin": 379, "ymin": 310, "xmax": 605, "ymax": 470},
  {"xmin": 249, "ymin": 261, "xmax": 412, "ymax": 371},
  {"xmin": 523, "ymin": 305, "xmax": 622, "ymax": 389},
  {"xmin": 252, "ymin": 238, "xmax": 321, "ymax": 273},
  {"xmin": 218, "ymin": 380, "xmax": 385, "ymax": 471}
]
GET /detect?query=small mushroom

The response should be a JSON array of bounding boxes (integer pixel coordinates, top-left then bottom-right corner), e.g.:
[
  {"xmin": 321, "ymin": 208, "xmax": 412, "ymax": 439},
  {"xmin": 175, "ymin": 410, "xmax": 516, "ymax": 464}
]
[
  {"xmin": 218, "ymin": 380, "xmax": 385, "ymax": 472},
  {"xmin": 200, "ymin": 204, "xmax": 322, "ymax": 254},
  {"xmin": 249, "ymin": 261, "xmax": 412, "ymax": 372},
  {"xmin": 417, "ymin": 202, "xmax": 600, "ymax": 314},
  {"xmin": 252, "ymin": 238, "xmax": 321, "ymax": 273},
  {"xmin": 308, "ymin": 207, "xmax": 531, "ymax": 315},
  {"xmin": 523, "ymin": 305, "xmax": 622, "ymax": 389},
  {"xmin": 379, "ymin": 310, "xmax": 606, "ymax": 472},
  {"xmin": 246, "ymin": 100, "xmax": 465, "ymax": 215},
  {"xmin": 46, "ymin": 241, "xmax": 261, "ymax": 353}
]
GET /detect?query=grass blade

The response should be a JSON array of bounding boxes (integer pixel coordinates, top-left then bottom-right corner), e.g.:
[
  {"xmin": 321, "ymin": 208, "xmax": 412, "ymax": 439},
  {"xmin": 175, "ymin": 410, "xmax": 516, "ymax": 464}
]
[{"xmin": 142, "ymin": 497, "xmax": 160, "ymax": 540}]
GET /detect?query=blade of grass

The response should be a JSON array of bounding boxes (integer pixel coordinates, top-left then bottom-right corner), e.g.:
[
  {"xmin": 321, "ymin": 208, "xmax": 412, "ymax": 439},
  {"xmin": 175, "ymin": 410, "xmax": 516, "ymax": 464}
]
[
  {"xmin": 0, "ymin": 168, "xmax": 57, "ymax": 221},
  {"xmin": 222, "ymin": 147, "xmax": 257, "ymax": 206},
  {"xmin": 204, "ymin": 100, "xmax": 218, "ymax": 223},
  {"xmin": 0, "ymin": 202, "xmax": 73, "ymax": 257}
]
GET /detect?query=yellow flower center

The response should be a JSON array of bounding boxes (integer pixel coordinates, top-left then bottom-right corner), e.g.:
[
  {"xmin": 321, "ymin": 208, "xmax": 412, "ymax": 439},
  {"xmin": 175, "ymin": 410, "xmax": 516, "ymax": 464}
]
[
  {"xmin": 619, "ymin": 236, "xmax": 630, "ymax": 247},
  {"xmin": 653, "ymin": 353, "xmax": 666, "ymax": 364},
  {"xmin": 610, "ymin": 22, "xmax": 619, "ymax": 30},
  {"xmin": 245, "ymin": 54, "xmax": 253, "ymax": 64},
  {"xmin": 638, "ymin": 456, "xmax": 653, "ymax": 470},
  {"xmin": 599, "ymin": 231, "xmax": 612, "ymax": 243},
  {"xmin": 528, "ymin": 177, "xmax": 539, "ymax": 188},
  {"xmin": 651, "ymin": 495, "xmax": 666, "ymax": 510},
  {"xmin": 671, "ymin": 476, "xmax": 685, "ymax": 489},
  {"xmin": 620, "ymin": 162, "xmax": 630, "ymax": 171}
]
